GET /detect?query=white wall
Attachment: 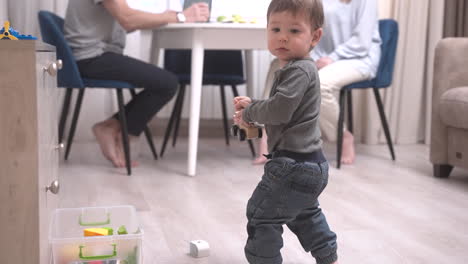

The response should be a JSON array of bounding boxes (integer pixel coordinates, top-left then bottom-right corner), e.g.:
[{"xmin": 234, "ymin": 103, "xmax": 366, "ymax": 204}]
[{"xmin": 211, "ymin": 0, "xmax": 269, "ymax": 22}]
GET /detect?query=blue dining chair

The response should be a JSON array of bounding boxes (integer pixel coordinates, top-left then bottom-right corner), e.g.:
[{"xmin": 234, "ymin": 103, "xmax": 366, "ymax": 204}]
[
  {"xmin": 336, "ymin": 19, "xmax": 399, "ymax": 169},
  {"xmin": 160, "ymin": 49, "xmax": 256, "ymax": 158},
  {"xmin": 38, "ymin": 10, "xmax": 158, "ymax": 175}
]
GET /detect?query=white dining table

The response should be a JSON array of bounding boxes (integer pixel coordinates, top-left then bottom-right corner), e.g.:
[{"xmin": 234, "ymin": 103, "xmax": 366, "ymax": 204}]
[{"xmin": 149, "ymin": 22, "xmax": 267, "ymax": 176}]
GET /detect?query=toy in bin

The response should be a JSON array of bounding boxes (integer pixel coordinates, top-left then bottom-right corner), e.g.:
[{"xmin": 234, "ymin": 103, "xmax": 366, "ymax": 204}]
[
  {"xmin": 84, "ymin": 227, "xmax": 114, "ymax": 236},
  {"xmin": 0, "ymin": 21, "xmax": 37, "ymax": 40},
  {"xmin": 83, "ymin": 226, "xmax": 128, "ymax": 236},
  {"xmin": 231, "ymin": 122, "xmax": 263, "ymax": 141}
]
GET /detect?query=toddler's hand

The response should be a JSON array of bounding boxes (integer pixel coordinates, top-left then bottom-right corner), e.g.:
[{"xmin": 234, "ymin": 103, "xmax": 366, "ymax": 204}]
[
  {"xmin": 233, "ymin": 110, "xmax": 251, "ymax": 127},
  {"xmin": 233, "ymin": 110, "xmax": 242, "ymax": 125},
  {"xmin": 233, "ymin": 96, "xmax": 252, "ymax": 111}
]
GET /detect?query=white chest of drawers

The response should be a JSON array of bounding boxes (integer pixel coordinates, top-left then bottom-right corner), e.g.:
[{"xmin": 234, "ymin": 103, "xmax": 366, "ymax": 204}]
[{"xmin": 0, "ymin": 40, "xmax": 60, "ymax": 264}]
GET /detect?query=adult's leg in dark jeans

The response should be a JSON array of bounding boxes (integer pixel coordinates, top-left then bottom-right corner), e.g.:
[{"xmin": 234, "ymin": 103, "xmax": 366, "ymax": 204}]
[
  {"xmin": 287, "ymin": 201, "xmax": 338, "ymax": 264},
  {"xmin": 77, "ymin": 52, "xmax": 178, "ymax": 167}
]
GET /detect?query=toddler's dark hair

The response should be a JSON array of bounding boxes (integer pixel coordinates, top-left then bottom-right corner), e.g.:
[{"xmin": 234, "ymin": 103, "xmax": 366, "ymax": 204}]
[{"xmin": 267, "ymin": 0, "xmax": 324, "ymax": 30}]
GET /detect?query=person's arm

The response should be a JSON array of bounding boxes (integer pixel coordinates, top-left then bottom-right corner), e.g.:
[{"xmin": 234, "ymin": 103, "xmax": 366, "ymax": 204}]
[
  {"xmin": 328, "ymin": 0, "xmax": 379, "ymax": 61},
  {"xmin": 101, "ymin": 0, "xmax": 209, "ymax": 32},
  {"xmin": 243, "ymin": 66, "xmax": 312, "ymax": 125}
]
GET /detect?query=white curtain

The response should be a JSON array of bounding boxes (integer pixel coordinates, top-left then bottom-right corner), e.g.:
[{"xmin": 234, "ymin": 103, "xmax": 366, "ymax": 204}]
[{"xmin": 384, "ymin": 0, "xmax": 443, "ymax": 145}]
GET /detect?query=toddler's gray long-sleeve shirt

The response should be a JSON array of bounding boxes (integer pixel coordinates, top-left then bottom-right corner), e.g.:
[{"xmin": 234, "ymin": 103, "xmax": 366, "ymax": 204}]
[{"xmin": 243, "ymin": 58, "xmax": 322, "ymax": 154}]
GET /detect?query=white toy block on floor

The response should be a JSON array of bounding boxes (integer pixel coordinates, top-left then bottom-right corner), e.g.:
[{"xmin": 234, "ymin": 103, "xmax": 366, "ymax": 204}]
[{"xmin": 189, "ymin": 240, "xmax": 210, "ymax": 258}]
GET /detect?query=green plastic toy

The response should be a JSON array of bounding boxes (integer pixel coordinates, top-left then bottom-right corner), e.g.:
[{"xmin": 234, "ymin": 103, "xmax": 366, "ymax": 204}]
[{"xmin": 117, "ymin": 225, "xmax": 128, "ymax": 235}]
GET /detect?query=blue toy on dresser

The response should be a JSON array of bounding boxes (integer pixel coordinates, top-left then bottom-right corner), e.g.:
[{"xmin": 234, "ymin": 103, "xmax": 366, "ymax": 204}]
[{"xmin": 0, "ymin": 21, "xmax": 37, "ymax": 40}]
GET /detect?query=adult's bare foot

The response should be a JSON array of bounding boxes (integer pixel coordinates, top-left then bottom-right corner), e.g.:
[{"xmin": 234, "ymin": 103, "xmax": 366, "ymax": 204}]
[
  {"xmin": 92, "ymin": 119, "xmax": 123, "ymax": 167},
  {"xmin": 341, "ymin": 130, "xmax": 355, "ymax": 164},
  {"xmin": 115, "ymin": 133, "xmax": 140, "ymax": 168}
]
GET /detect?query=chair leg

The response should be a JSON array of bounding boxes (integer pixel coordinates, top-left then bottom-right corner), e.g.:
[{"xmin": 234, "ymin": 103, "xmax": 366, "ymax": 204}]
[
  {"xmin": 161, "ymin": 85, "xmax": 185, "ymax": 157},
  {"xmin": 116, "ymin": 89, "xmax": 131, "ymax": 176},
  {"xmin": 231, "ymin": 85, "xmax": 239, "ymax": 97},
  {"xmin": 231, "ymin": 85, "xmax": 256, "ymax": 157},
  {"xmin": 65, "ymin": 89, "xmax": 85, "ymax": 161},
  {"xmin": 372, "ymin": 88, "xmax": 396, "ymax": 161},
  {"xmin": 59, "ymin": 89, "xmax": 73, "ymax": 144},
  {"xmin": 130, "ymin": 89, "xmax": 158, "ymax": 160},
  {"xmin": 220, "ymin": 85, "xmax": 230, "ymax": 145},
  {"xmin": 336, "ymin": 89, "xmax": 346, "ymax": 169},
  {"xmin": 247, "ymin": 140, "xmax": 256, "ymax": 158},
  {"xmin": 143, "ymin": 127, "xmax": 158, "ymax": 160},
  {"xmin": 172, "ymin": 84, "xmax": 186, "ymax": 147},
  {"xmin": 347, "ymin": 90, "xmax": 353, "ymax": 134},
  {"xmin": 433, "ymin": 164, "xmax": 453, "ymax": 178}
]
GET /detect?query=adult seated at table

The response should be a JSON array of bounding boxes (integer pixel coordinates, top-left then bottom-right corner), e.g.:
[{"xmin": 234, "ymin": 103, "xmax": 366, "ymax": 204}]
[{"xmin": 64, "ymin": 0, "xmax": 210, "ymax": 167}]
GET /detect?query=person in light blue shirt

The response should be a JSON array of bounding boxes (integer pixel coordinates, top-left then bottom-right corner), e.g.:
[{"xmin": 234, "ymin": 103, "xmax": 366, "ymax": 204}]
[
  {"xmin": 311, "ymin": 0, "xmax": 381, "ymax": 165},
  {"xmin": 256, "ymin": 0, "xmax": 381, "ymax": 166}
]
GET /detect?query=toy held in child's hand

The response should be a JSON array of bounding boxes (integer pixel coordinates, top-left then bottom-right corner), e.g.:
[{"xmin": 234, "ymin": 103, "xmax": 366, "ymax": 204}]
[
  {"xmin": 231, "ymin": 122, "xmax": 263, "ymax": 141},
  {"xmin": 0, "ymin": 21, "xmax": 37, "ymax": 40}
]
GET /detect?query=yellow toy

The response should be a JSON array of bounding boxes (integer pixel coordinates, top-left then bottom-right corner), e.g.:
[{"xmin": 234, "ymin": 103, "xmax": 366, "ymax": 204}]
[
  {"xmin": 0, "ymin": 21, "xmax": 37, "ymax": 40},
  {"xmin": 83, "ymin": 227, "xmax": 113, "ymax": 236},
  {"xmin": 0, "ymin": 21, "xmax": 18, "ymax": 40}
]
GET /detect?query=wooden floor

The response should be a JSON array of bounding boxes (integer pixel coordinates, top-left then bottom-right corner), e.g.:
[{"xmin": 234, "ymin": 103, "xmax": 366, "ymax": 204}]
[{"xmin": 59, "ymin": 138, "xmax": 468, "ymax": 264}]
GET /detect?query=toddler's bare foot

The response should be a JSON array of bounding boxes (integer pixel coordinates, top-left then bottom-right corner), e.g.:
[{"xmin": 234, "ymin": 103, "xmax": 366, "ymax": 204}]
[
  {"xmin": 341, "ymin": 130, "xmax": 355, "ymax": 164},
  {"xmin": 92, "ymin": 119, "xmax": 122, "ymax": 167},
  {"xmin": 252, "ymin": 155, "xmax": 268, "ymax": 165}
]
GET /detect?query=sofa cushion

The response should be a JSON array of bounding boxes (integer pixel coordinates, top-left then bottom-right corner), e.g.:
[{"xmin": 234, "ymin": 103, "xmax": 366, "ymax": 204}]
[{"xmin": 439, "ymin": 86, "xmax": 468, "ymax": 129}]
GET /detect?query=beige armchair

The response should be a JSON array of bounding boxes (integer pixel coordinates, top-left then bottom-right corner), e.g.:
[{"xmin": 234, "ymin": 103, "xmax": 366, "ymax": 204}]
[{"xmin": 431, "ymin": 38, "xmax": 468, "ymax": 177}]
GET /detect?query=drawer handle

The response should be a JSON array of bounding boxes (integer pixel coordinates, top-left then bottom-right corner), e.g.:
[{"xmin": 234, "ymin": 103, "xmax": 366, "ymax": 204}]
[
  {"xmin": 44, "ymin": 62, "xmax": 58, "ymax": 76},
  {"xmin": 56, "ymin": 59, "xmax": 63, "ymax": 70},
  {"xmin": 46, "ymin": 180, "xmax": 60, "ymax": 194},
  {"xmin": 79, "ymin": 244, "xmax": 117, "ymax": 260}
]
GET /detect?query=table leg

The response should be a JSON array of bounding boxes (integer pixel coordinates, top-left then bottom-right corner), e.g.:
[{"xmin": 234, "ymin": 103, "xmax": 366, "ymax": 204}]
[
  {"xmin": 188, "ymin": 39, "xmax": 204, "ymax": 176},
  {"xmin": 149, "ymin": 30, "xmax": 162, "ymax": 67},
  {"xmin": 245, "ymin": 50, "xmax": 255, "ymax": 98}
]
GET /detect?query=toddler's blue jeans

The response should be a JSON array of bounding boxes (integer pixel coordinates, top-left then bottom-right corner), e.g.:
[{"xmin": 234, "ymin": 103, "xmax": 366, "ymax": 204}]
[{"xmin": 245, "ymin": 154, "xmax": 337, "ymax": 264}]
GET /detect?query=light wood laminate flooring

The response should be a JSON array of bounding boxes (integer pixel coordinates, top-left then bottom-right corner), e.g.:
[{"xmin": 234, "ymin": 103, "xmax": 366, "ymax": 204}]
[{"xmin": 59, "ymin": 138, "xmax": 468, "ymax": 264}]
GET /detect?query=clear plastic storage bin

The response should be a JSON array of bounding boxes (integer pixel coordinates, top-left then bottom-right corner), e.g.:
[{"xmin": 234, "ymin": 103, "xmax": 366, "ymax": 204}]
[{"xmin": 50, "ymin": 206, "xmax": 143, "ymax": 264}]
